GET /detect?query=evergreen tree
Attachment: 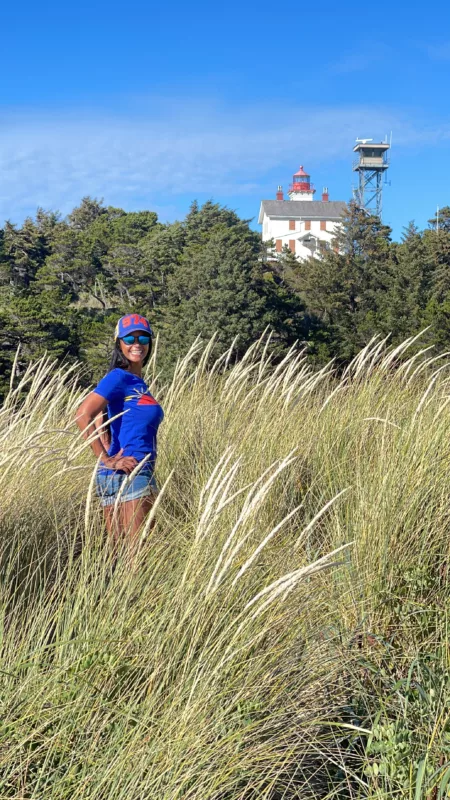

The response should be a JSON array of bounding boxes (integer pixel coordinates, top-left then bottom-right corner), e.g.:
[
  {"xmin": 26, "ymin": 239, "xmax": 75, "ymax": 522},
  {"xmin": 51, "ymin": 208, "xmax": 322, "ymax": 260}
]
[
  {"xmin": 273, "ymin": 244, "xmax": 304, "ymax": 294},
  {"xmin": 184, "ymin": 199, "xmax": 243, "ymax": 244},
  {"xmin": 381, "ymin": 222, "xmax": 431, "ymax": 340},
  {"xmin": 108, "ymin": 210, "xmax": 160, "ymax": 244},
  {"xmin": 429, "ymin": 206, "xmax": 450, "ymax": 234},
  {"xmin": 293, "ymin": 203, "xmax": 393, "ymax": 360},
  {"xmin": 67, "ymin": 197, "xmax": 108, "ymax": 230},
  {"xmin": 137, "ymin": 222, "xmax": 185, "ymax": 311},
  {"xmin": 426, "ymin": 218, "xmax": 450, "ymax": 304},
  {"xmin": 0, "ymin": 217, "xmax": 52, "ymax": 290},
  {"xmin": 36, "ymin": 217, "xmax": 110, "ymax": 307},
  {"xmin": 163, "ymin": 214, "xmax": 307, "ymax": 367},
  {"xmin": 4, "ymin": 192, "xmax": 450, "ymax": 398},
  {"xmin": 422, "ymin": 208, "xmax": 450, "ymax": 348}
]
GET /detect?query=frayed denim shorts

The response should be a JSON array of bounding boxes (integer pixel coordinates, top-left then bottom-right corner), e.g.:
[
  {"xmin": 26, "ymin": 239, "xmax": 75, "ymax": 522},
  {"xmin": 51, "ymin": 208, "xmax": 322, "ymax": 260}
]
[{"xmin": 95, "ymin": 466, "xmax": 158, "ymax": 507}]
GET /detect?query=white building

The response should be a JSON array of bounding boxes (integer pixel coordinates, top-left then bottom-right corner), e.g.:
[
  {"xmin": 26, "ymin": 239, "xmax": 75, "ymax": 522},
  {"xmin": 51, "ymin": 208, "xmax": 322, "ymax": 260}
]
[{"xmin": 258, "ymin": 165, "xmax": 346, "ymax": 260}]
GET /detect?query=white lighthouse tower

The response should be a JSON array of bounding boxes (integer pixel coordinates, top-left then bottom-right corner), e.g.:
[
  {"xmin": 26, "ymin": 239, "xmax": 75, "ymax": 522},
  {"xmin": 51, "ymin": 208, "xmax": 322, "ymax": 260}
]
[
  {"xmin": 258, "ymin": 162, "xmax": 346, "ymax": 261},
  {"xmin": 288, "ymin": 165, "xmax": 316, "ymax": 201}
]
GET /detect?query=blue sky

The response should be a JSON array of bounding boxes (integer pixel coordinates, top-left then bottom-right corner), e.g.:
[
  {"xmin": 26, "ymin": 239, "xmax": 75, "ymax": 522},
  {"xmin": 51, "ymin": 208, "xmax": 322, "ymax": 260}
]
[{"xmin": 1, "ymin": 0, "xmax": 450, "ymax": 239}]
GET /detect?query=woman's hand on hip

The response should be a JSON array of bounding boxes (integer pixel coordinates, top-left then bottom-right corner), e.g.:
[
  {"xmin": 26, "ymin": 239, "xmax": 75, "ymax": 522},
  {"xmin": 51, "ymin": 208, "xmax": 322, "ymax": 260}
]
[{"xmin": 102, "ymin": 449, "xmax": 138, "ymax": 474}]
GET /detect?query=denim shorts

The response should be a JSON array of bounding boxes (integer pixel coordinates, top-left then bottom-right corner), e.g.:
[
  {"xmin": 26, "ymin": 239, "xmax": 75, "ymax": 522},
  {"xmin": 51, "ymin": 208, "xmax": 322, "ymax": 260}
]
[{"xmin": 95, "ymin": 467, "xmax": 158, "ymax": 507}]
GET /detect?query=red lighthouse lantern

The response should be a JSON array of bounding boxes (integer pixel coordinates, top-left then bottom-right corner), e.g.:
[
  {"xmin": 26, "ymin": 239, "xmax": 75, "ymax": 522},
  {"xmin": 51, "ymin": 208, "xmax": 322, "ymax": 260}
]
[{"xmin": 288, "ymin": 166, "xmax": 316, "ymax": 200}]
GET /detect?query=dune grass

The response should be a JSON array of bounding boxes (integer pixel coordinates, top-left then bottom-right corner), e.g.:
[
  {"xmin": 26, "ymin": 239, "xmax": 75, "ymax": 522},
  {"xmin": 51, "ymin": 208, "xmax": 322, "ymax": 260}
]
[{"xmin": 1, "ymin": 332, "xmax": 450, "ymax": 798}]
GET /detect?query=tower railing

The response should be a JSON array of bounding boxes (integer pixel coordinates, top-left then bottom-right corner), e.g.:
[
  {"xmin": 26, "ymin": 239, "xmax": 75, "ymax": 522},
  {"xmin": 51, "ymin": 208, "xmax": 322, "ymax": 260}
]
[
  {"xmin": 289, "ymin": 182, "xmax": 316, "ymax": 193},
  {"xmin": 352, "ymin": 159, "xmax": 389, "ymax": 170}
]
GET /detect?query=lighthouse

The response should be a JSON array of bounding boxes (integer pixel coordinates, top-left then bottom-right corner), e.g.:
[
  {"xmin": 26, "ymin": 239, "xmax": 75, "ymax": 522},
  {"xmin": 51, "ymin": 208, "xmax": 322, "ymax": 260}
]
[
  {"xmin": 258, "ymin": 162, "xmax": 346, "ymax": 261},
  {"xmin": 288, "ymin": 166, "xmax": 316, "ymax": 201}
]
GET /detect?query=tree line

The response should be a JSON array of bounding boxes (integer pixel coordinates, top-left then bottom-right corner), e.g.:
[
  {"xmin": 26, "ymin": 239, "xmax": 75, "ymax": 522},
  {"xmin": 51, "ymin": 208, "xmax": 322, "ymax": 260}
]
[{"xmin": 0, "ymin": 196, "xmax": 449, "ymax": 396}]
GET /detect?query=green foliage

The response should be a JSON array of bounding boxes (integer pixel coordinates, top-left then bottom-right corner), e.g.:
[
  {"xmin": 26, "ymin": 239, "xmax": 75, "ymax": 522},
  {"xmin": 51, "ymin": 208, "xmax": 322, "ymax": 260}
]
[
  {"xmin": 2, "ymin": 193, "xmax": 450, "ymax": 394},
  {"xmin": 0, "ymin": 197, "xmax": 309, "ymax": 393},
  {"xmin": 0, "ymin": 214, "xmax": 55, "ymax": 290},
  {"xmin": 429, "ymin": 205, "xmax": 450, "ymax": 234},
  {"xmin": 162, "ymin": 207, "xmax": 307, "ymax": 367},
  {"xmin": 347, "ymin": 654, "xmax": 450, "ymax": 799},
  {"xmin": 292, "ymin": 203, "xmax": 394, "ymax": 361},
  {"xmin": 4, "ymin": 335, "xmax": 450, "ymax": 797}
]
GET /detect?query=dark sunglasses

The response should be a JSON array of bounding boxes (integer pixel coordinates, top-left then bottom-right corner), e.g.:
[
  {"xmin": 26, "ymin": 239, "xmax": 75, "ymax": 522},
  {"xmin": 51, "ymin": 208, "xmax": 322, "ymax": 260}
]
[{"xmin": 121, "ymin": 334, "xmax": 151, "ymax": 346}]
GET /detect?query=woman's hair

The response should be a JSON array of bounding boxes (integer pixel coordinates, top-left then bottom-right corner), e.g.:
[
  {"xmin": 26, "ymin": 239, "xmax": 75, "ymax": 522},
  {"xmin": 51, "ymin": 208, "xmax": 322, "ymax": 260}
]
[{"xmin": 108, "ymin": 338, "xmax": 152, "ymax": 372}]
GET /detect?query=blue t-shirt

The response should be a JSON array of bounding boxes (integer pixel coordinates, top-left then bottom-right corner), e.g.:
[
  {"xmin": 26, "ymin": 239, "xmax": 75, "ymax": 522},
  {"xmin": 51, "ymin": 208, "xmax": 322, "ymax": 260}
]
[{"xmin": 93, "ymin": 369, "xmax": 164, "ymax": 474}]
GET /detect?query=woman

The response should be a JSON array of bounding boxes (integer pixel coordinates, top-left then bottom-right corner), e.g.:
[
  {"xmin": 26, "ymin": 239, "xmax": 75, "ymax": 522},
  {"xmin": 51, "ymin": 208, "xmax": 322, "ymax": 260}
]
[{"xmin": 75, "ymin": 314, "xmax": 164, "ymax": 543}]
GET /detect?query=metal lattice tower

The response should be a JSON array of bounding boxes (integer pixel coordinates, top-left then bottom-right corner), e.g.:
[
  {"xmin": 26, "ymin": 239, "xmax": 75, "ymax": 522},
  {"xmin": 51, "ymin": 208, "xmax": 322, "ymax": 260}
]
[{"xmin": 352, "ymin": 139, "xmax": 390, "ymax": 219}]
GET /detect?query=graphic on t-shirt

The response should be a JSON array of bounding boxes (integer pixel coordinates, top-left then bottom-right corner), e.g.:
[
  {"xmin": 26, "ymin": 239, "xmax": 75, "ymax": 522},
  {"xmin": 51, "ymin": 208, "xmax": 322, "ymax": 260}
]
[
  {"xmin": 124, "ymin": 388, "xmax": 160, "ymax": 406},
  {"xmin": 137, "ymin": 394, "xmax": 159, "ymax": 406}
]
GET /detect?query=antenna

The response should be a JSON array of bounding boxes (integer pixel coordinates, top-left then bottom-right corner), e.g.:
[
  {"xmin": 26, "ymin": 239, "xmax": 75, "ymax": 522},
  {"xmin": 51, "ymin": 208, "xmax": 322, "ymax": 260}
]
[{"xmin": 437, "ymin": 206, "xmax": 440, "ymax": 232}]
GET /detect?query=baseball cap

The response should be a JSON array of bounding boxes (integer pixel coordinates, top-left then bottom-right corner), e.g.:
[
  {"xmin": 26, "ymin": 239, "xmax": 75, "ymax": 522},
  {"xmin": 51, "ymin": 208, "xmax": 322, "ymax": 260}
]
[{"xmin": 115, "ymin": 314, "xmax": 153, "ymax": 339}]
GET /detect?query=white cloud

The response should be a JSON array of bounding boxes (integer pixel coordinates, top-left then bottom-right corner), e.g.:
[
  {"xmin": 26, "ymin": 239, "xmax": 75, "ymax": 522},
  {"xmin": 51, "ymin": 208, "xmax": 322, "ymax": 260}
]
[{"xmin": 0, "ymin": 100, "xmax": 448, "ymax": 224}]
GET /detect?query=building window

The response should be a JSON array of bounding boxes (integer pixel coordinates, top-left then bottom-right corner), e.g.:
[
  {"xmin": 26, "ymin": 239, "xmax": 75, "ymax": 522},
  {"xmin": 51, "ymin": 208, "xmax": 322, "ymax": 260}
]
[
  {"xmin": 275, "ymin": 239, "xmax": 282, "ymax": 252},
  {"xmin": 305, "ymin": 220, "xmax": 311, "ymax": 231},
  {"xmin": 289, "ymin": 240, "xmax": 295, "ymax": 253},
  {"xmin": 289, "ymin": 219, "xmax": 295, "ymax": 230},
  {"xmin": 320, "ymin": 220, "xmax": 327, "ymax": 231}
]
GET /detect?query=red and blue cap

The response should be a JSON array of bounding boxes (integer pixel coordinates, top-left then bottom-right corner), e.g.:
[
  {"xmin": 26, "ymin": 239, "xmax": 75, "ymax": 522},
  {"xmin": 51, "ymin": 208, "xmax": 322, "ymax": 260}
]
[{"xmin": 115, "ymin": 314, "xmax": 153, "ymax": 340}]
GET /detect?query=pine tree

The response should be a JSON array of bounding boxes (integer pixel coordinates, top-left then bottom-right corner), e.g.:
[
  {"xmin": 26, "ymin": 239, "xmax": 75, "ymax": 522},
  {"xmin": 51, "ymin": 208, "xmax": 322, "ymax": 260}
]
[
  {"xmin": 381, "ymin": 222, "xmax": 431, "ymax": 340},
  {"xmin": 429, "ymin": 206, "xmax": 450, "ymax": 234},
  {"xmin": 162, "ymin": 214, "xmax": 306, "ymax": 367},
  {"xmin": 184, "ymin": 199, "xmax": 243, "ymax": 245},
  {"xmin": 37, "ymin": 218, "xmax": 110, "ymax": 308},
  {"xmin": 1, "ymin": 217, "xmax": 52, "ymax": 290},
  {"xmin": 293, "ymin": 203, "xmax": 393, "ymax": 360},
  {"xmin": 426, "ymin": 222, "xmax": 450, "ymax": 304},
  {"xmin": 137, "ymin": 222, "xmax": 186, "ymax": 311},
  {"xmin": 68, "ymin": 197, "xmax": 108, "ymax": 230},
  {"xmin": 422, "ymin": 208, "xmax": 450, "ymax": 349}
]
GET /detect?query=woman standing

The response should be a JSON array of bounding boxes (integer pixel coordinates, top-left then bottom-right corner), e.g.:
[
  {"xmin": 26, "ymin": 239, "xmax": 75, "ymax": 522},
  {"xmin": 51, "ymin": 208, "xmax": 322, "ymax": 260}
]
[{"xmin": 75, "ymin": 314, "xmax": 164, "ymax": 543}]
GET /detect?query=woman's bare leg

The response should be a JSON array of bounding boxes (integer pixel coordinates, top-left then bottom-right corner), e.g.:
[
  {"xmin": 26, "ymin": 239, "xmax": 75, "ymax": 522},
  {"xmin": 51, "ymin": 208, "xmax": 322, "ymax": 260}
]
[
  {"xmin": 120, "ymin": 495, "xmax": 155, "ymax": 542},
  {"xmin": 103, "ymin": 495, "xmax": 155, "ymax": 557},
  {"xmin": 103, "ymin": 505, "xmax": 115, "ymax": 536}
]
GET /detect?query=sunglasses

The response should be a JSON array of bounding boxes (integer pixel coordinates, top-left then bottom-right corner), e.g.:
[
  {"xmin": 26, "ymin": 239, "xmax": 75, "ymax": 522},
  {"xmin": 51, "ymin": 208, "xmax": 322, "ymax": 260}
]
[{"xmin": 120, "ymin": 334, "xmax": 151, "ymax": 346}]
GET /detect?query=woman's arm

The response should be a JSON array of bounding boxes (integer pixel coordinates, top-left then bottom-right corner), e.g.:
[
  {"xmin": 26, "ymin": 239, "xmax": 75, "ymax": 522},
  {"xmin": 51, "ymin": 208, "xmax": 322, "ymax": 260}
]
[
  {"xmin": 75, "ymin": 392, "xmax": 138, "ymax": 474},
  {"xmin": 93, "ymin": 410, "xmax": 111, "ymax": 450}
]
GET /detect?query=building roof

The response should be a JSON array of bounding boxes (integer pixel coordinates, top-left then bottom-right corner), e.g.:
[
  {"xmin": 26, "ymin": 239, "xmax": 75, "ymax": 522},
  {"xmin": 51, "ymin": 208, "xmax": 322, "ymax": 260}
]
[
  {"xmin": 353, "ymin": 141, "xmax": 390, "ymax": 153},
  {"xmin": 293, "ymin": 165, "xmax": 309, "ymax": 177},
  {"xmin": 258, "ymin": 200, "xmax": 347, "ymax": 223}
]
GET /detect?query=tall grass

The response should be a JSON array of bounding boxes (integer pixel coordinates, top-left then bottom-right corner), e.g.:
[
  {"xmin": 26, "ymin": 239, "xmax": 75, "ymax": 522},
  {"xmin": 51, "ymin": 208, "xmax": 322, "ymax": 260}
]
[{"xmin": 1, "ymin": 333, "xmax": 450, "ymax": 798}]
